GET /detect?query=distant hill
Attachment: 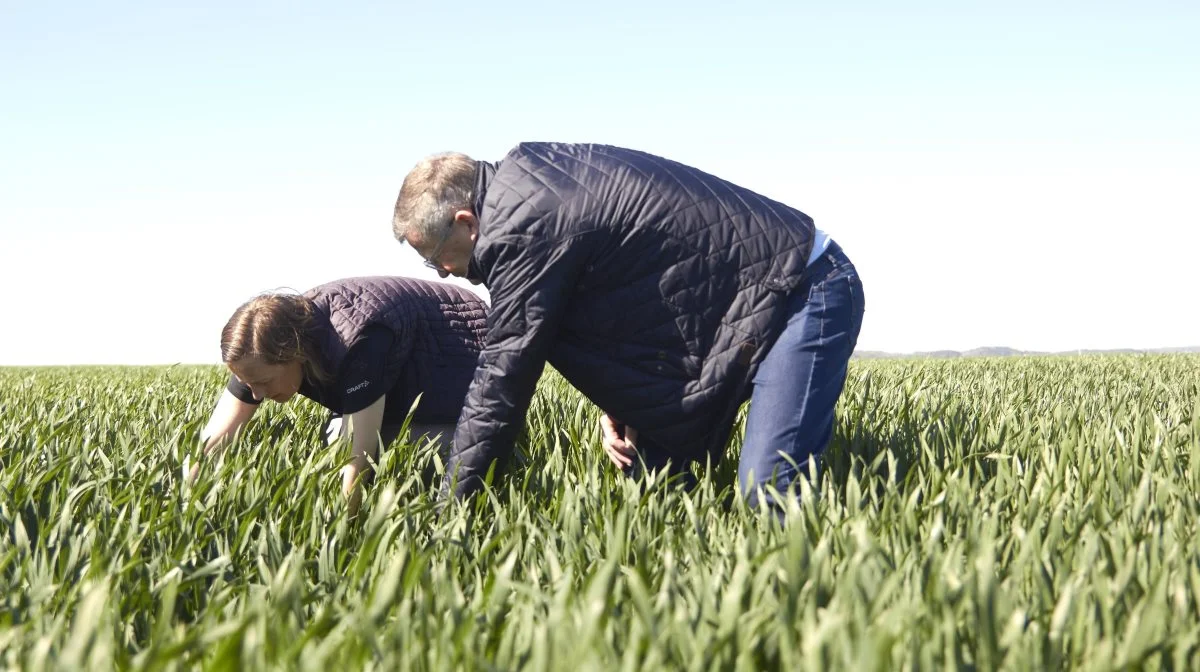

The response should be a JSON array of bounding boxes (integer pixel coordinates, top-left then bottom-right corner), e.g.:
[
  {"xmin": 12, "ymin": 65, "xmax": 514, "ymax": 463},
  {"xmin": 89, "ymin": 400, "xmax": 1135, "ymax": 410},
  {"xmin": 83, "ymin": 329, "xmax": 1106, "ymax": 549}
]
[{"xmin": 852, "ymin": 346, "xmax": 1200, "ymax": 360}]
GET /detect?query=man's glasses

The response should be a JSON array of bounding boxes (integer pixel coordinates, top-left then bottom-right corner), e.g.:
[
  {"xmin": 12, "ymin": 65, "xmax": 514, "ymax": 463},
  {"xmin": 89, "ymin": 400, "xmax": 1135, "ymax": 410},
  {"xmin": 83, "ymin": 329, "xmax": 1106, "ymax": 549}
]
[{"xmin": 422, "ymin": 221, "xmax": 455, "ymax": 271}]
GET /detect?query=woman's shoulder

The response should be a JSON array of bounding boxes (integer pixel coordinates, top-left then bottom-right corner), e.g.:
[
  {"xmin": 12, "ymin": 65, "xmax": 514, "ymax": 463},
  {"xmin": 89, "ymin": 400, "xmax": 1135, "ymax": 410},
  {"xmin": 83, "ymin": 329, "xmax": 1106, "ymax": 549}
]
[{"xmin": 308, "ymin": 276, "xmax": 487, "ymax": 307}]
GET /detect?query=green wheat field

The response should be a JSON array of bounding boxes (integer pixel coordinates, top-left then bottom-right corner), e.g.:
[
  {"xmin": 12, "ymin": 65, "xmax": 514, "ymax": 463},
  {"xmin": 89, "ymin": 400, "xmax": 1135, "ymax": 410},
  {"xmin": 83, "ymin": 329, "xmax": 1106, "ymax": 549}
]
[{"xmin": 2, "ymin": 355, "xmax": 1199, "ymax": 670}]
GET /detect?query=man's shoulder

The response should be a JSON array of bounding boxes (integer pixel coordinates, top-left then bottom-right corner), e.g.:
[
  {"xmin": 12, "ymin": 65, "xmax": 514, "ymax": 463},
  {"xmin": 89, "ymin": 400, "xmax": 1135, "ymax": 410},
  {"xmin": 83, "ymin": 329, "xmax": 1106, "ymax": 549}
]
[
  {"xmin": 504, "ymin": 141, "xmax": 642, "ymax": 161},
  {"xmin": 498, "ymin": 143, "xmax": 683, "ymax": 188}
]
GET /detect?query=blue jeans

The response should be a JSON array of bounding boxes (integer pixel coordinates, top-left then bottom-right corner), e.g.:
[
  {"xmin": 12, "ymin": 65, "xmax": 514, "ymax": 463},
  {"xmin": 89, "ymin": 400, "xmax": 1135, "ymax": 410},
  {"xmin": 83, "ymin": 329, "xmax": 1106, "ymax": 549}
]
[{"xmin": 738, "ymin": 241, "xmax": 865, "ymax": 505}]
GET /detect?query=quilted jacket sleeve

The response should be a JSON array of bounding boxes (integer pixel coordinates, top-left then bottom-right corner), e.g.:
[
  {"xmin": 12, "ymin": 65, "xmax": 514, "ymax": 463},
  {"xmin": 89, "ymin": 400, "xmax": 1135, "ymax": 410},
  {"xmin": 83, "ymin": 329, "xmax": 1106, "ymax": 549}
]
[{"xmin": 442, "ymin": 232, "xmax": 590, "ymax": 500}]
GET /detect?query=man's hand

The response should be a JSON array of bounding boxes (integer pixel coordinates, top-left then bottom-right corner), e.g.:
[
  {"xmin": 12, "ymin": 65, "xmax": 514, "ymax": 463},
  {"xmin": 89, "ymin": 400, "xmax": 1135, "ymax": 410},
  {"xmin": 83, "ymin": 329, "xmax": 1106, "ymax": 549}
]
[{"xmin": 599, "ymin": 413, "xmax": 638, "ymax": 469}]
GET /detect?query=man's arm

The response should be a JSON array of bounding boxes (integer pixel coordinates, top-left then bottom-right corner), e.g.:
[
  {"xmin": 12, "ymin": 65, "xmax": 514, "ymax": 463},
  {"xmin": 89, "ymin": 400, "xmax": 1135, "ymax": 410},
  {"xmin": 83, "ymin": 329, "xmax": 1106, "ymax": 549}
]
[{"xmin": 444, "ymin": 234, "xmax": 591, "ymax": 500}]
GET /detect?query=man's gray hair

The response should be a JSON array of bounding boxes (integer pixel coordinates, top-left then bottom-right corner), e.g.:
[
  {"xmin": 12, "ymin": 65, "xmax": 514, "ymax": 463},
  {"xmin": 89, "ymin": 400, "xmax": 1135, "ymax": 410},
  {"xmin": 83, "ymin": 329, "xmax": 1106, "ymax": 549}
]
[{"xmin": 392, "ymin": 152, "xmax": 477, "ymax": 243}]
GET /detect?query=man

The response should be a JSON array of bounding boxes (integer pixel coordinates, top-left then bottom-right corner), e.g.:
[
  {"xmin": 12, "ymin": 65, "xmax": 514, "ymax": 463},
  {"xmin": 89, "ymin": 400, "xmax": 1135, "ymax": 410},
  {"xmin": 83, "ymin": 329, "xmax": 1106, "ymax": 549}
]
[{"xmin": 392, "ymin": 142, "xmax": 864, "ymax": 508}]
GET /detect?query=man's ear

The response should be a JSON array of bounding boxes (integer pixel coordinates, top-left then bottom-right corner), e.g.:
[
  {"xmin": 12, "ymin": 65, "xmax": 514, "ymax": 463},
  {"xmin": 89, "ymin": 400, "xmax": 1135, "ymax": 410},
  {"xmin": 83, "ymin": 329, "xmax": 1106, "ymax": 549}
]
[{"xmin": 454, "ymin": 210, "xmax": 479, "ymax": 240}]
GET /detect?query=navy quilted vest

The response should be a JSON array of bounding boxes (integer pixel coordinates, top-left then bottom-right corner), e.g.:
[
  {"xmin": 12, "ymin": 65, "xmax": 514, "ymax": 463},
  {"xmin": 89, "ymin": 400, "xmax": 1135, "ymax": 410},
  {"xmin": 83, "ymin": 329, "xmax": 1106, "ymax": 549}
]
[{"xmin": 305, "ymin": 276, "xmax": 488, "ymax": 422}]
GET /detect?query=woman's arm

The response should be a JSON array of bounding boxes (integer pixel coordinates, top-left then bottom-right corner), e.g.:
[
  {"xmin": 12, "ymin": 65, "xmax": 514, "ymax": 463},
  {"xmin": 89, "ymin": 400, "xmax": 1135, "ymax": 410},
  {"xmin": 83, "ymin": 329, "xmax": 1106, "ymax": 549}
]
[
  {"xmin": 338, "ymin": 393, "xmax": 387, "ymax": 517},
  {"xmin": 188, "ymin": 389, "xmax": 259, "ymax": 482}
]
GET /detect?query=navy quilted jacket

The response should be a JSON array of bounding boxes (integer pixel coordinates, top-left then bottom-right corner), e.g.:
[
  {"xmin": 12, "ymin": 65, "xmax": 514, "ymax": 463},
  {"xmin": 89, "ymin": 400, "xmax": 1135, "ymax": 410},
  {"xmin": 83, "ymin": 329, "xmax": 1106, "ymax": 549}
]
[
  {"xmin": 447, "ymin": 143, "xmax": 816, "ymax": 498},
  {"xmin": 306, "ymin": 276, "xmax": 488, "ymax": 422}
]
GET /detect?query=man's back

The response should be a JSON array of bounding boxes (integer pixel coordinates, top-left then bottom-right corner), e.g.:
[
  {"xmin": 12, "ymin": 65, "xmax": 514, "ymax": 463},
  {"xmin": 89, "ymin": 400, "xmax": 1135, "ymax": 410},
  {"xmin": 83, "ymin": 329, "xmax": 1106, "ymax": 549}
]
[{"xmin": 454, "ymin": 143, "xmax": 819, "ymax": 481}]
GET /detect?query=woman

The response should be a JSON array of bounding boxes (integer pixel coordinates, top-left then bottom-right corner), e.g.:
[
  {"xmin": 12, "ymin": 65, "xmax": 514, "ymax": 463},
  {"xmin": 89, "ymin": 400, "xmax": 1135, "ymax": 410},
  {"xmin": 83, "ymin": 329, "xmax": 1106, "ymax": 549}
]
[{"xmin": 192, "ymin": 276, "xmax": 488, "ymax": 514}]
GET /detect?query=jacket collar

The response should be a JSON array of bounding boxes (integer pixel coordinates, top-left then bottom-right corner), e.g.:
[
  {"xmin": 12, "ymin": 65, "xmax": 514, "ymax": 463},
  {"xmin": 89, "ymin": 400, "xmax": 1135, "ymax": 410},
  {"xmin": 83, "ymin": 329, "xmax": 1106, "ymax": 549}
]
[
  {"xmin": 472, "ymin": 160, "xmax": 496, "ymax": 220},
  {"xmin": 467, "ymin": 160, "xmax": 497, "ymax": 285}
]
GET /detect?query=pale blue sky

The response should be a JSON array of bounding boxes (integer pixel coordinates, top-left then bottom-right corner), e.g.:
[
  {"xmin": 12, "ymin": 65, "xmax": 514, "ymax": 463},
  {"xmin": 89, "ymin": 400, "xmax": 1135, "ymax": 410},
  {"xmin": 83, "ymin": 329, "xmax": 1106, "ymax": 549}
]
[{"xmin": 2, "ymin": 1, "xmax": 1197, "ymax": 364}]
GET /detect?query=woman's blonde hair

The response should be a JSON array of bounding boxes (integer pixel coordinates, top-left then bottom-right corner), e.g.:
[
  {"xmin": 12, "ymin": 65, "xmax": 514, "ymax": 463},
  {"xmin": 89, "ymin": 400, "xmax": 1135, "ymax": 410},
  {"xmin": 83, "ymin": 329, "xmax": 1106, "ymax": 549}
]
[{"xmin": 220, "ymin": 294, "xmax": 330, "ymax": 383}]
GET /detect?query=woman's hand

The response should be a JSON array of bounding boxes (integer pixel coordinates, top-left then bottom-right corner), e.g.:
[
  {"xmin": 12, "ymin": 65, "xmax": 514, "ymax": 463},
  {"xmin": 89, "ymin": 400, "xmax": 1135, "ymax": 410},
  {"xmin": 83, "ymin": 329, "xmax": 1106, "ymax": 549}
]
[
  {"xmin": 188, "ymin": 390, "xmax": 259, "ymax": 485},
  {"xmin": 340, "ymin": 395, "xmax": 387, "ymax": 518}
]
